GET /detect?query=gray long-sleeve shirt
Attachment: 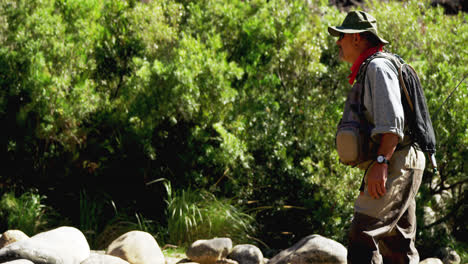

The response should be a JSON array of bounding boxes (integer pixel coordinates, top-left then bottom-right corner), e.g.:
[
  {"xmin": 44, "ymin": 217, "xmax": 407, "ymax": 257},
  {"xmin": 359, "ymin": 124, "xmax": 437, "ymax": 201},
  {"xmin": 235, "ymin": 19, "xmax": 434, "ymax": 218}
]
[{"xmin": 363, "ymin": 57, "xmax": 405, "ymax": 143}]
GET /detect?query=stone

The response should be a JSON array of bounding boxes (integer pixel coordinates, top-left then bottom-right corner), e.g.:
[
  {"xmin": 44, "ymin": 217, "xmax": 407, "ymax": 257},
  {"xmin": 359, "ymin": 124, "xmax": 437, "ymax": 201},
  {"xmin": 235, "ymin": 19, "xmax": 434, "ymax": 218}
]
[
  {"xmin": 420, "ymin": 258, "xmax": 444, "ymax": 264},
  {"xmin": 268, "ymin": 234, "xmax": 347, "ymax": 264},
  {"xmin": 0, "ymin": 259, "xmax": 35, "ymax": 264},
  {"xmin": 439, "ymin": 247, "xmax": 461, "ymax": 264},
  {"xmin": 81, "ymin": 253, "xmax": 130, "ymax": 264},
  {"xmin": 0, "ymin": 230, "xmax": 29, "ymax": 248},
  {"xmin": 0, "ymin": 226, "xmax": 90, "ymax": 264},
  {"xmin": 106, "ymin": 230, "xmax": 165, "ymax": 264},
  {"xmin": 175, "ymin": 259, "xmax": 198, "ymax": 264},
  {"xmin": 228, "ymin": 245, "xmax": 264, "ymax": 264},
  {"xmin": 90, "ymin": 250, "xmax": 106, "ymax": 255},
  {"xmin": 215, "ymin": 259, "xmax": 238, "ymax": 264},
  {"xmin": 186, "ymin": 238, "xmax": 232, "ymax": 264}
]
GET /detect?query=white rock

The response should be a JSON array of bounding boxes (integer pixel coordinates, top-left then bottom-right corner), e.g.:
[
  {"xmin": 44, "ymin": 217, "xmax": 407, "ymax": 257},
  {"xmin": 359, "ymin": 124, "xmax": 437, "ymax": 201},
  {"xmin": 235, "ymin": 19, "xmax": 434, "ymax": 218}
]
[
  {"xmin": 186, "ymin": 238, "xmax": 232, "ymax": 264},
  {"xmin": 268, "ymin": 234, "xmax": 347, "ymax": 264},
  {"xmin": 0, "ymin": 259, "xmax": 35, "ymax": 264},
  {"xmin": 215, "ymin": 259, "xmax": 238, "ymax": 264},
  {"xmin": 81, "ymin": 253, "xmax": 130, "ymax": 264},
  {"xmin": 228, "ymin": 244, "xmax": 263, "ymax": 264},
  {"xmin": 0, "ymin": 230, "xmax": 29, "ymax": 248},
  {"xmin": 106, "ymin": 230, "xmax": 165, "ymax": 264},
  {"xmin": 440, "ymin": 247, "xmax": 461, "ymax": 264},
  {"xmin": 0, "ymin": 226, "xmax": 90, "ymax": 264},
  {"xmin": 420, "ymin": 258, "xmax": 444, "ymax": 264}
]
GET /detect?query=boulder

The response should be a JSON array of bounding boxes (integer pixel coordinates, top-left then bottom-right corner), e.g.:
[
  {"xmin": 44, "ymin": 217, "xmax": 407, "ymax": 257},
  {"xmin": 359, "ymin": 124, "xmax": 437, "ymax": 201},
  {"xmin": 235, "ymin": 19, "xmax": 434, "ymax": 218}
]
[
  {"xmin": 0, "ymin": 259, "xmax": 35, "ymax": 264},
  {"xmin": 268, "ymin": 234, "xmax": 347, "ymax": 264},
  {"xmin": 175, "ymin": 259, "xmax": 198, "ymax": 264},
  {"xmin": 106, "ymin": 230, "xmax": 165, "ymax": 264},
  {"xmin": 90, "ymin": 250, "xmax": 106, "ymax": 255},
  {"xmin": 0, "ymin": 230, "xmax": 29, "ymax": 248},
  {"xmin": 420, "ymin": 258, "xmax": 444, "ymax": 264},
  {"xmin": 0, "ymin": 226, "xmax": 90, "ymax": 264},
  {"xmin": 215, "ymin": 259, "xmax": 238, "ymax": 264},
  {"xmin": 228, "ymin": 245, "xmax": 263, "ymax": 264},
  {"xmin": 186, "ymin": 238, "xmax": 232, "ymax": 264},
  {"xmin": 81, "ymin": 253, "xmax": 130, "ymax": 264},
  {"xmin": 439, "ymin": 247, "xmax": 461, "ymax": 264}
]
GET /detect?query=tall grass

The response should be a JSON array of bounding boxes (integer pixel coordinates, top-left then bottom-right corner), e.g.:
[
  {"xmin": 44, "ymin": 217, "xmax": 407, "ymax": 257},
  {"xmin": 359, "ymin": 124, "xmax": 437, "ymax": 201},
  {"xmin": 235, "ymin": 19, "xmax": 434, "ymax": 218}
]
[
  {"xmin": 162, "ymin": 180, "xmax": 255, "ymax": 246},
  {"xmin": 79, "ymin": 190, "xmax": 157, "ymax": 249},
  {"xmin": 79, "ymin": 190, "xmax": 107, "ymax": 248},
  {"xmin": 197, "ymin": 194, "xmax": 256, "ymax": 243},
  {"xmin": 0, "ymin": 191, "xmax": 47, "ymax": 236},
  {"xmin": 94, "ymin": 212, "xmax": 157, "ymax": 250}
]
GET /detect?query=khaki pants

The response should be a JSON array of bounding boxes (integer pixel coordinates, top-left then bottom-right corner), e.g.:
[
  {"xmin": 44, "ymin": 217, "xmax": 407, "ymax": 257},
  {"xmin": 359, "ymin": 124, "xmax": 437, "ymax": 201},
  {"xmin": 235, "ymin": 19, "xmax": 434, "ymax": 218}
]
[{"xmin": 347, "ymin": 146, "xmax": 425, "ymax": 264}]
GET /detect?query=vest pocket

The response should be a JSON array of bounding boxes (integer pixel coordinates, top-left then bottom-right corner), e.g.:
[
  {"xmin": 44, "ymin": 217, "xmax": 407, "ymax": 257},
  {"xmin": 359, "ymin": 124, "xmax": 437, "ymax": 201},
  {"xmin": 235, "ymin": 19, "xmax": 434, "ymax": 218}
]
[{"xmin": 336, "ymin": 120, "xmax": 377, "ymax": 166}]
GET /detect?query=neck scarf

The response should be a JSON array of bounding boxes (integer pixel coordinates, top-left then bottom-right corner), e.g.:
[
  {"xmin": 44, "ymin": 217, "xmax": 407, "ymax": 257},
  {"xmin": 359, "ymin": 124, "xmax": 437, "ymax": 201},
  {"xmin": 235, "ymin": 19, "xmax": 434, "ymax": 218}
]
[{"xmin": 347, "ymin": 44, "xmax": 384, "ymax": 85}]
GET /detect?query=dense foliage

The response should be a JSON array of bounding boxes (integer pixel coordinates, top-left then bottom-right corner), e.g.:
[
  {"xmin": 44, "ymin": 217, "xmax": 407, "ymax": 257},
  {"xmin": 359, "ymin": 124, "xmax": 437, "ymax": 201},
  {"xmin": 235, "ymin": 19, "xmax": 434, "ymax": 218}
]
[{"xmin": 0, "ymin": 0, "xmax": 466, "ymax": 259}]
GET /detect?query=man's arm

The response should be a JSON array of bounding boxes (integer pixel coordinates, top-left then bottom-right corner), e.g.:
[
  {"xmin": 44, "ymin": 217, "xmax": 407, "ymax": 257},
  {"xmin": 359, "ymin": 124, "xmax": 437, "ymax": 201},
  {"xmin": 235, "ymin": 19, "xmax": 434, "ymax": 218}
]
[{"xmin": 367, "ymin": 133, "xmax": 399, "ymax": 199}]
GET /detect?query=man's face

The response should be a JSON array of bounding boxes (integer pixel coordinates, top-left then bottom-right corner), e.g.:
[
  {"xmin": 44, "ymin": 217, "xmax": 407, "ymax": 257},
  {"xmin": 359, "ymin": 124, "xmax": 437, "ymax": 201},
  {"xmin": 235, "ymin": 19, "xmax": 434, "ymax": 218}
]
[{"xmin": 336, "ymin": 33, "xmax": 358, "ymax": 63}]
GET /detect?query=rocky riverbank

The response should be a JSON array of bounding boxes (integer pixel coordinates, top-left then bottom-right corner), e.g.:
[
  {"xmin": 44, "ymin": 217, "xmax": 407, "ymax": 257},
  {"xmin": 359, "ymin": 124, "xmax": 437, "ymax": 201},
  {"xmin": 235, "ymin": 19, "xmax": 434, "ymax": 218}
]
[{"xmin": 0, "ymin": 226, "xmax": 461, "ymax": 264}]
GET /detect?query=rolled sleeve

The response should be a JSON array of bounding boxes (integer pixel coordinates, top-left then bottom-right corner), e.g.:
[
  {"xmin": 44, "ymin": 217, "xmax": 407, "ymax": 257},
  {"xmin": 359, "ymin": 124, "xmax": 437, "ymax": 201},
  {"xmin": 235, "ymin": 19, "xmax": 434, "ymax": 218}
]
[{"xmin": 363, "ymin": 58, "xmax": 405, "ymax": 142}]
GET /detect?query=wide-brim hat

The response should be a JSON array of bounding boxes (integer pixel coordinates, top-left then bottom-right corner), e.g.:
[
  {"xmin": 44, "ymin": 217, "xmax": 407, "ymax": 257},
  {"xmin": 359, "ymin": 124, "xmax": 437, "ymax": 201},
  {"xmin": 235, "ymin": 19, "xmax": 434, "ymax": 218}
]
[{"xmin": 328, "ymin": 11, "xmax": 389, "ymax": 44}]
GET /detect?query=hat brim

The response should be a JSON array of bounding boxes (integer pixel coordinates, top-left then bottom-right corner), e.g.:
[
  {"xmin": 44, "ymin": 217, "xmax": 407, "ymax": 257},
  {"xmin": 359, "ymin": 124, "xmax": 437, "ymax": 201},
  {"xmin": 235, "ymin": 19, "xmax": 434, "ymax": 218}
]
[{"xmin": 328, "ymin": 26, "xmax": 389, "ymax": 44}]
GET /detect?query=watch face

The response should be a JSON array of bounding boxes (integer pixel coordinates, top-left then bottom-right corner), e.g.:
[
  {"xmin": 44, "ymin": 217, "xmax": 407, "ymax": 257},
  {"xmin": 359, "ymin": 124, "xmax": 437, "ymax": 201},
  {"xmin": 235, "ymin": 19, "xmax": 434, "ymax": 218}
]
[{"xmin": 377, "ymin": 156, "xmax": 384, "ymax": 163}]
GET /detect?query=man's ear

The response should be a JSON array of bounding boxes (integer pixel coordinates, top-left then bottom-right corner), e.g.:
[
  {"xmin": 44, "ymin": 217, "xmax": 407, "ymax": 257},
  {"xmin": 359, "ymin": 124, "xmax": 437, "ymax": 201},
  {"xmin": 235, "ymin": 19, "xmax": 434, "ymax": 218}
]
[{"xmin": 353, "ymin": 33, "xmax": 366, "ymax": 48}]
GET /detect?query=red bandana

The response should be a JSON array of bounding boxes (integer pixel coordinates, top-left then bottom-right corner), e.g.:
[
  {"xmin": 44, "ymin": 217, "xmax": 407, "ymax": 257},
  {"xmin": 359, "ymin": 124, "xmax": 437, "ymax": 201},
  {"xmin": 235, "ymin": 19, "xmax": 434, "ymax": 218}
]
[{"xmin": 347, "ymin": 44, "xmax": 384, "ymax": 85}]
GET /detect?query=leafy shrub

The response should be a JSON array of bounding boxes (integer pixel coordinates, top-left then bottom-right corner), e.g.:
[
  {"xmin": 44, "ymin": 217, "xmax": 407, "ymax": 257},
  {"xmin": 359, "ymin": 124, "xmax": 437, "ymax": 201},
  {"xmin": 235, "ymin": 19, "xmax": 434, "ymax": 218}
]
[{"xmin": 0, "ymin": 191, "xmax": 47, "ymax": 236}]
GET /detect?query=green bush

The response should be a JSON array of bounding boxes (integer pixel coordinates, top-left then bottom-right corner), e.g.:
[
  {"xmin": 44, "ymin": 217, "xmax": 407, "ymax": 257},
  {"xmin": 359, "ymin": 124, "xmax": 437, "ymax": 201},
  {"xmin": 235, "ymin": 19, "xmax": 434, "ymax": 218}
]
[{"xmin": 0, "ymin": 191, "xmax": 47, "ymax": 236}]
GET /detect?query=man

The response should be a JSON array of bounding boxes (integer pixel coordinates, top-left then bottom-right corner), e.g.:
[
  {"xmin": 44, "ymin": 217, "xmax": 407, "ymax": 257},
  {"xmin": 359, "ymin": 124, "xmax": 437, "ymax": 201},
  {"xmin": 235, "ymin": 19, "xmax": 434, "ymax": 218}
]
[{"xmin": 328, "ymin": 11, "xmax": 426, "ymax": 263}]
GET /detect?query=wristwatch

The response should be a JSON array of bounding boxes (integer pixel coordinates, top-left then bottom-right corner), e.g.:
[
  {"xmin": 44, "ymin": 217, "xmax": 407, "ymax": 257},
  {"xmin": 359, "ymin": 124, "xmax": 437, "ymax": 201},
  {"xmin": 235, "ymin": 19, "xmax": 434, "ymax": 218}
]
[{"xmin": 376, "ymin": 155, "xmax": 390, "ymax": 165}]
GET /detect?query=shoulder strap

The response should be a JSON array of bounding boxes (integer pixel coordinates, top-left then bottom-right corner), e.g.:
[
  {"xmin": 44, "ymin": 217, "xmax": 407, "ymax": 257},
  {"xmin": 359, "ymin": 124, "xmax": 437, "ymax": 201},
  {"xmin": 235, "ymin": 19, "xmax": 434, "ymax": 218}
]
[
  {"xmin": 357, "ymin": 52, "xmax": 402, "ymax": 79},
  {"xmin": 357, "ymin": 52, "xmax": 414, "ymax": 113}
]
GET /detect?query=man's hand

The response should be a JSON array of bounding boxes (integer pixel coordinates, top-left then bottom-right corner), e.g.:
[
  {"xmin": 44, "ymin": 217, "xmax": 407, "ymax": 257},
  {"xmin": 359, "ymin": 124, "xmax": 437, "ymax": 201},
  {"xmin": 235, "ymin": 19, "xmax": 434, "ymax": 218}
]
[
  {"xmin": 366, "ymin": 133, "xmax": 399, "ymax": 199},
  {"xmin": 367, "ymin": 163, "xmax": 388, "ymax": 199}
]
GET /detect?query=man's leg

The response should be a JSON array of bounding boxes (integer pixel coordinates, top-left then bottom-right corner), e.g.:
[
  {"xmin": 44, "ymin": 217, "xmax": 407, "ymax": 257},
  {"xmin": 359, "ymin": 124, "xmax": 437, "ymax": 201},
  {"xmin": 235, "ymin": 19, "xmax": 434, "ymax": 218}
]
[
  {"xmin": 348, "ymin": 147, "xmax": 424, "ymax": 264},
  {"xmin": 347, "ymin": 212, "xmax": 383, "ymax": 264},
  {"xmin": 380, "ymin": 189, "xmax": 420, "ymax": 264}
]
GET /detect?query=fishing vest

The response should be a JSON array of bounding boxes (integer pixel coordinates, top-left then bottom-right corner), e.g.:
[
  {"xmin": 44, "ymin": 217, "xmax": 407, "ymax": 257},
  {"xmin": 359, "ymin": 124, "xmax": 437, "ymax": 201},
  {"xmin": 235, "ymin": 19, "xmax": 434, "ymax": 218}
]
[{"xmin": 335, "ymin": 68, "xmax": 378, "ymax": 168}]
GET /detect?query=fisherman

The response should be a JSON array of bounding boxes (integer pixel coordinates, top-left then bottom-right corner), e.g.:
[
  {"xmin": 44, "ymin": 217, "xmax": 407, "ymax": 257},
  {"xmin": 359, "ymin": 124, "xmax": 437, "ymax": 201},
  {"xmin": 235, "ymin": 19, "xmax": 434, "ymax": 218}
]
[{"xmin": 328, "ymin": 11, "xmax": 426, "ymax": 263}]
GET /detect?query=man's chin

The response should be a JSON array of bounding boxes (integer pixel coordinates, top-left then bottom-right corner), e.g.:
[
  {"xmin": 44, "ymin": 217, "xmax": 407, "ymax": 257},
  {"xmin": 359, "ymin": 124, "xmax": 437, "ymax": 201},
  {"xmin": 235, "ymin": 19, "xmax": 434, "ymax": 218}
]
[{"xmin": 339, "ymin": 54, "xmax": 352, "ymax": 63}]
